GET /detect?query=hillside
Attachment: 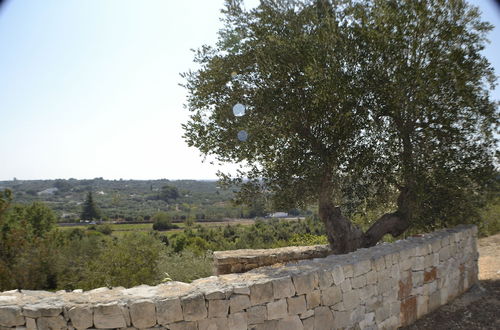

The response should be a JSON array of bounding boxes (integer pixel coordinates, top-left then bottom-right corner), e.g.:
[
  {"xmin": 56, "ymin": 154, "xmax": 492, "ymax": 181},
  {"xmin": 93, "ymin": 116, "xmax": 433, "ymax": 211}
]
[{"xmin": 0, "ymin": 178, "xmax": 289, "ymax": 222}]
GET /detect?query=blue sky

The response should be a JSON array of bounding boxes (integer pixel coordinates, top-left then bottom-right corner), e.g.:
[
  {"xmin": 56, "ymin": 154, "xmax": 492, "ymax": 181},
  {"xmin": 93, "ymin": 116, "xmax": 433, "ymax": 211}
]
[{"xmin": 0, "ymin": 0, "xmax": 498, "ymax": 181}]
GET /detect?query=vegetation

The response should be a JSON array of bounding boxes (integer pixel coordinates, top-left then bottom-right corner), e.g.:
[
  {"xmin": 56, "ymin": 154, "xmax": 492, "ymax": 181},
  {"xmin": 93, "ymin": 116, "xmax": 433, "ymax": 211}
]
[
  {"xmin": 0, "ymin": 189, "xmax": 326, "ymax": 291},
  {"xmin": 182, "ymin": 0, "xmax": 498, "ymax": 253},
  {"xmin": 0, "ymin": 178, "xmax": 310, "ymax": 222},
  {"xmin": 81, "ymin": 191, "xmax": 101, "ymax": 220}
]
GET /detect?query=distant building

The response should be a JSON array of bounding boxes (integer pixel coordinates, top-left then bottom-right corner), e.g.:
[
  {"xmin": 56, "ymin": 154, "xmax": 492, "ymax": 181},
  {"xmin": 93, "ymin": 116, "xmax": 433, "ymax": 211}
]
[
  {"xmin": 37, "ymin": 188, "xmax": 58, "ymax": 195},
  {"xmin": 269, "ymin": 212, "xmax": 288, "ymax": 218}
]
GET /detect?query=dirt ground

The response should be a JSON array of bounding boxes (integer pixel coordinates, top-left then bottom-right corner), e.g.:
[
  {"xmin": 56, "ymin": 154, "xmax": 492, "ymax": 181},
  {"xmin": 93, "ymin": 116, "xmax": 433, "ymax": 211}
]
[{"xmin": 403, "ymin": 233, "xmax": 500, "ymax": 330}]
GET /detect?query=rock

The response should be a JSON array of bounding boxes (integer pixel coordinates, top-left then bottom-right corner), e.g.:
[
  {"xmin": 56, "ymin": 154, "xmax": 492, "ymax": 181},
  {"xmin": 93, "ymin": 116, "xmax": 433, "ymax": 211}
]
[
  {"xmin": 129, "ymin": 299, "xmax": 156, "ymax": 328},
  {"xmin": 321, "ymin": 286, "xmax": 341, "ymax": 306},
  {"xmin": 181, "ymin": 294, "xmax": 207, "ymax": 321},
  {"xmin": 67, "ymin": 305, "xmax": 93, "ymax": 329},
  {"xmin": 198, "ymin": 317, "xmax": 228, "ymax": 330},
  {"xmin": 287, "ymin": 295, "xmax": 306, "ymax": 315},
  {"xmin": 0, "ymin": 306, "xmax": 24, "ymax": 327},
  {"xmin": 250, "ymin": 281, "xmax": 274, "ymax": 305},
  {"xmin": 267, "ymin": 299, "xmax": 287, "ymax": 320},
  {"xmin": 156, "ymin": 298, "xmax": 183, "ymax": 325},
  {"xmin": 208, "ymin": 299, "xmax": 229, "ymax": 318},
  {"xmin": 313, "ymin": 306, "xmax": 334, "ymax": 330},
  {"xmin": 228, "ymin": 311, "xmax": 247, "ymax": 330},
  {"xmin": 273, "ymin": 277, "xmax": 295, "ymax": 299},
  {"xmin": 168, "ymin": 321, "xmax": 198, "ymax": 330},
  {"xmin": 93, "ymin": 303, "xmax": 127, "ymax": 329},
  {"xmin": 292, "ymin": 273, "xmax": 318, "ymax": 295},
  {"xmin": 36, "ymin": 316, "xmax": 66, "ymax": 330},
  {"xmin": 230, "ymin": 295, "xmax": 251, "ymax": 313},
  {"xmin": 246, "ymin": 305, "xmax": 267, "ymax": 325},
  {"xmin": 277, "ymin": 315, "xmax": 303, "ymax": 330}
]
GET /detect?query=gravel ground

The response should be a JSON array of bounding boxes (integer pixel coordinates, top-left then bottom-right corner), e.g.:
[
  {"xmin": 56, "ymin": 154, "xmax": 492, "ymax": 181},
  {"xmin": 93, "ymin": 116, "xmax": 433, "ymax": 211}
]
[{"xmin": 402, "ymin": 233, "xmax": 500, "ymax": 330}]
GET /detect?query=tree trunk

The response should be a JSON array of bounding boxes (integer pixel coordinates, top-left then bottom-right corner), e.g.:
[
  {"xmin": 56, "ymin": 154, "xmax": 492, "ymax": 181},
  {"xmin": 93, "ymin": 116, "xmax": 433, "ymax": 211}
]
[{"xmin": 319, "ymin": 185, "xmax": 412, "ymax": 254}]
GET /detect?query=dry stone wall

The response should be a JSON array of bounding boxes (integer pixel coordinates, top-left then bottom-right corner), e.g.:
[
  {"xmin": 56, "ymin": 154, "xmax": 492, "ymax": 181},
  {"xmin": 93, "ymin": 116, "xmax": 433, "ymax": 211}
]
[{"xmin": 0, "ymin": 225, "xmax": 478, "ymax": 330}]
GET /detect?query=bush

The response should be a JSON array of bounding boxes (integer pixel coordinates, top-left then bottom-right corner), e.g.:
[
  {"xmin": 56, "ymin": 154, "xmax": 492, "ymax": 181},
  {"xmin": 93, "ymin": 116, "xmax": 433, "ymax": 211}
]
[{"xmin": 152, "ymin": 211, "xmax": 177, "ymax": 231}]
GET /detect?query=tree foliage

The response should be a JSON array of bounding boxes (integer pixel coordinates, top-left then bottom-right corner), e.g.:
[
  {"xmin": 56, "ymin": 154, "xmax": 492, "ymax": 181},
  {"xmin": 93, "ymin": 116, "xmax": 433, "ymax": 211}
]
[
  {"xmin": 81, "ymin": 191, "xmax": 101, "ymax": 220},
  {"xmin": 182, "ymin": 0, "xmax": 498, "ymax": 252}
]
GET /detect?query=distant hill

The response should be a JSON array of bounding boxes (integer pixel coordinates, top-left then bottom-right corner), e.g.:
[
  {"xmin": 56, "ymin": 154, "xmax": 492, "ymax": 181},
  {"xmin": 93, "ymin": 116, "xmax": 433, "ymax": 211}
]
[{"xmin": 0, "ymin": 178, "xmax": 244, "ymax": 222}]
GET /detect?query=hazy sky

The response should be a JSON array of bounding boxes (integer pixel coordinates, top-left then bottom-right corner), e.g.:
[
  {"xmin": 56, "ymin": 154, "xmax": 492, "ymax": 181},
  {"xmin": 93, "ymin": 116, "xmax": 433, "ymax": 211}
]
[{"xmin": 0, "ymin": 0, "xmax": 498, "ymax": 181}]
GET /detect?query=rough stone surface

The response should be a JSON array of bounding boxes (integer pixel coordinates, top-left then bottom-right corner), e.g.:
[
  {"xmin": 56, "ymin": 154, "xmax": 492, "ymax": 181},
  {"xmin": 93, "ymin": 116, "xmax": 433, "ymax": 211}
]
[
  {"xmin": 0, "ymin": 306, "xmax": 24, "ymax": 327},
  {"xmin": 129, "ymin": 299, "xmax": 156, "ymax": 328},
  {"xmin": 93, "ymin": 303, "xmax": 127, "ymax": 329},
  {"xmin": 156, "ymin": 298, "xmax": 183, "ymax": 325},
  {"xmin": 181, "ymin": 294, "xmax": 207, "ymax": 321},
  {"xmin": 67, "ymin": 305, "xmax": 92, "ymax": 329}
]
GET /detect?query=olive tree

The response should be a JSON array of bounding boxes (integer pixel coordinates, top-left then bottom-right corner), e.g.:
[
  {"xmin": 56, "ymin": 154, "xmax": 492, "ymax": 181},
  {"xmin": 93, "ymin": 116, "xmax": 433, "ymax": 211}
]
[{"xmin": 182, "ymin": 0, "xmax": 498, "ymax": 253}]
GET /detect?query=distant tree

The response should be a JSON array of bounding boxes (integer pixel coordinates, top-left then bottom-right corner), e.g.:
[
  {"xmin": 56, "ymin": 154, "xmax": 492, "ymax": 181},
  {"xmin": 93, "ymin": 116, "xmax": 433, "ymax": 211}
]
[
  {"xmin": 54, "ymin": 179, "xmax": 72, "ymax": 192},
  {"xmin": 159, "ymin": 185, "xmax": 180, "ymax": 202},
  {"xmin": 81, "ymin": 192, "xmax": 101, "ymax": 221},
  {"xmin": 182, "ymin": 0, "xmax": 498, "ymax": 253},
  {"xmin": 152, "ymin": 211, "xmax": 176, "ymax": 231}
]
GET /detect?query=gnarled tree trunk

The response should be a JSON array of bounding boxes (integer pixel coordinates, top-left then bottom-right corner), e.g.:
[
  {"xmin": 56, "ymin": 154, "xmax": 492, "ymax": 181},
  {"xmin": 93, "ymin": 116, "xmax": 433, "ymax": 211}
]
[{"xmin": 319, "ymin": 185, "xmax": 412, "ymax": 254}]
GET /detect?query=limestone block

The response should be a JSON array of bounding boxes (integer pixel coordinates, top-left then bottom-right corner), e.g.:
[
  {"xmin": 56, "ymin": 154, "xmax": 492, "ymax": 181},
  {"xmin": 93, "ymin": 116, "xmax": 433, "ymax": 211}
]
[
  {"xmin": 365, "ymin": 270, "xmax": 377, "ymax": 285},
  {"xmin": 321, "ymin": 286, "xmax": 341, "ymax": 306},
  {"xmin": 313, "ymin": 306, "xmax": 334, "ymax": 330},
  {"xmin": 351, "ymin": 275, "xmax": 366, "ymax": 289},
  {"xmin": 168, "ymin": 321, "xmax": 198, "ymax": 330},
  {"xmin": 299, "ymin": 309, "xmax": 314, "ymax": 319},
  {"xmin": 26, "ymin": 317, "xmax": 36, "ymax": 330},
  {"xmin": 340, "ymin": 279, "xmax": 352, "ymax": 293},
  {"xmin": 400, "ymin": 257, "xmax": 413, "ymax": 271},
  {"xmin": 372, "ymin": 256, "xmax": 386, "ymax": 272},
  {"xmin": 342, "ymin": 264, "xmax": 354, "ymax": 278},
  {"xmin": 332, "ymin": 310, "xmax": 350, "ymax": 329},
  {"xmin": 332, "ymin": 302, "xmax": 345, "ymax": 312},
  {"xmin": 374, "ymin": 302, "xmax": 390, "ymax": 323},
  {"xmin": 342, "ymin": 290, "xmax": 359, "ymax": 310},
  {"xmin": 0, "ymin": 306, "xmax": 24, "ymax": 327},
  {"xmin": 305, "ymin": 290, "xmax": 320, "ymax": 309},
  {"xmin": 318, "ymin": 270, "xmax": 333, "ymax": 289},
  {"xmin": 267, "ymin": 299, "xmax": 287, "ymax": 320},
  {"xmin": 121, "ymin": 304, "xmax": 131, "ymax": 327},
  {"xmin": 301, "ymin": 316, "xmax": 314, "ymax": 330},
  {"xmin": 424, "ymin": 254, "xmax": 434, "ymax": 269},
  {"xmin": 400, "ymin": 296, "xmax": 417, "ymax": 327},
  {"xmin": 439, "ymin": 246, "xmax": 450, "ymax": 262},
  {"xmin": 198, "ymin": 317, "xmax": 228, "ymax": 330},
  {"xmin": 208, "ymin": 299, "xmax": 229, "ymax": 318},
  {"xmin": 292, "ymin": 272, "xmax": 318, "ymax": 295},
  {"xmin": 250, "ymin": 319, "xmax": 278, "ymax": 330},
  {"xmin": 273, "ymin": 277, "xmax": 295, "ymax": 299},
  {"xmin": 230, "ymin": 295, "xmax": 251, "ymax": 313},
  {"xmin": 67, "ymin": 305, "xmax": 93, "ymax": 329},
  {"xmin": 287, "ymin": 295, "xmax": 306, "ymax": 315},
  {"xmin": 93, "ymin": 303, "xmax": 127, "ymax": 329},
  {"xmin": 353, "ymin": 259, "xmax": 371, "ymax": 277},
  {"xmin": 233, "ymin": 286, "xmax": 251, "ymax": 295},
  {"xmin": 181, "ymin": 294, "xmax": 207, "ymax": 321},
  {"xmin": 23, "ymin": 303, "xmax": 62, "ymax": 318},
  {"xmin": 430, "ymin": 239, "xmax": 441, "ymax": 253},
  {"xmin": 247, "ymin": 305, "xmax": 267, "ymax": 325},
  {"xmin": 390, "ymin": 264, "xmax": 401, "ymax": 279},
  {"xmin": 129, "ymin": 299, "xmax": 156, "ymax": 329},
  {"xmin": 359, "ymin": 285, "xmax": 376, "ymax": 301},
  {"xmin": 250, "ymin": 281, "xmax": 274, "ymax": 305},
  {"xmin": 157, "ymin": 298, "xmax": 183, "ymax": 325},
  {"xmin": 228, "ymin": 312, "xmax": 247, "ymax": 330},
  {"xmin": 331, "ymin": 265, "xmax": 345, "ymax": 285},
  {"xmin": 277, "ymin": 315, "xmax": 303, "ymax": 330},
  {"xmin": 416, "ymin": 295, "xmax": 429, "ymax": 319},
  {"xmin": 36, "ymin": 316, "xmax": 66, "ymax": 330}
]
